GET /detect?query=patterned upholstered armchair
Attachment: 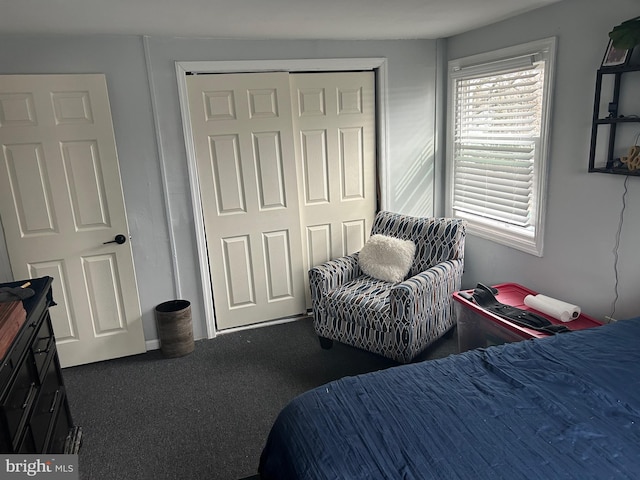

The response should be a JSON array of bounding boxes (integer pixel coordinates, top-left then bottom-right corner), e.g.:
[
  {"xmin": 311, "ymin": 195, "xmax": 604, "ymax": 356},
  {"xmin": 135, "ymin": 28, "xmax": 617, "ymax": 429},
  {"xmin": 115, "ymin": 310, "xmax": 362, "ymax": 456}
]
[{"xmin": 309, "ymin": 211, "xmax": 467, "ymax": 363}]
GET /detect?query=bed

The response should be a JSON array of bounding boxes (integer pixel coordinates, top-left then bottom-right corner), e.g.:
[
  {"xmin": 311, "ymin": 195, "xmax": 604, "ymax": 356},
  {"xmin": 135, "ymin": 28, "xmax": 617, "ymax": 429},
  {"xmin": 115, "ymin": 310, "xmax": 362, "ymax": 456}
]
[{"xmin": 258, "ymin": 317, "xmax": 640, "ymax": 479}]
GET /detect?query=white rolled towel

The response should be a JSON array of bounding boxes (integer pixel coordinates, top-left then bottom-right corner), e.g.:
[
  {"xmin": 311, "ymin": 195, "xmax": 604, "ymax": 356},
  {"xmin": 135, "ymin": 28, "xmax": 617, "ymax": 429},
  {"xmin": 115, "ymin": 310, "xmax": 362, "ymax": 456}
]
[{"xmin": 523, "ymin": 294, "xmax": 581, "ymax": 323}]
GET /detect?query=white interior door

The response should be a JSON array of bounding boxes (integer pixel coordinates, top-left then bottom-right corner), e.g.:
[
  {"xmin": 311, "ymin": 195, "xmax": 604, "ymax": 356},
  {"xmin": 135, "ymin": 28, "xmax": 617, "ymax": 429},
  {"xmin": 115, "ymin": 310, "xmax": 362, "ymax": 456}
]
[
  {"xmin": 0, "ymin": 74, "xmax": 145, "ymax": 367},
  {"xmin": 186, "ymin": 72, "xmax": 306, "ymax": 330},
  {"xmin": 290, "ymin": 72, "xmax": 377, "ymax": 305}
]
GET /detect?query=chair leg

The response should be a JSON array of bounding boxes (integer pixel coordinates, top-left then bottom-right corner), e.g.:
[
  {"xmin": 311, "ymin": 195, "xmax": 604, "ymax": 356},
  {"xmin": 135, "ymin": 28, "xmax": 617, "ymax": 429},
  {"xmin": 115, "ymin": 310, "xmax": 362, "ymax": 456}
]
[{"xmin": 318, "ymin": 336, "xmax": 334, "ymax": 350}]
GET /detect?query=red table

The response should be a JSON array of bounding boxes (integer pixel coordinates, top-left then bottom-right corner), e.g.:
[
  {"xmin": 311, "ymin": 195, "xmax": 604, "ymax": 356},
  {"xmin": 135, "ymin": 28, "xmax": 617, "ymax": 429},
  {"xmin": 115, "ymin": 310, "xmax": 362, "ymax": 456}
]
[{"xmin": 454, "ymin": 283, "xmax": 602, "ymax": 352}]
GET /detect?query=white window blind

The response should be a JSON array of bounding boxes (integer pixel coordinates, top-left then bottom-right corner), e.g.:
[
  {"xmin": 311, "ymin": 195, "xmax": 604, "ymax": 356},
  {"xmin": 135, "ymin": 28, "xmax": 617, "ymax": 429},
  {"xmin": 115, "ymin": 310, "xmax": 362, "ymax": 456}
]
[
  {"xmin": 447, "ymin": 38, "xmax": 555, "ymax": 256},
  {"xmin": 453, "ymin": 63, "xmax": 542, "ymax": 229}
]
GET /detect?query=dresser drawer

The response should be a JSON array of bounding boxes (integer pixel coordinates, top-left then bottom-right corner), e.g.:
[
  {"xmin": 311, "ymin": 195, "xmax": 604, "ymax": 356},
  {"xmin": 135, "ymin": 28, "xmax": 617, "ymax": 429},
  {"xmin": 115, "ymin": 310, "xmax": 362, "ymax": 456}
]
[
  {"xmin": 48, "ymin": 397, "xmax": 72, "ymax": 454},
  {"xmin": 1, "ymin": 358, "xmax": 38, "ymax": 451},
  {"xmin": 31, "ymin": 313, "xmax": 55, "ymax": 384},
  {"xmin": 30, "ymin": 354, "xmax": 64, "ymax": 453},
  {"xmin": 17, "ymin": 424, "xmax": 37, "ymax": 453}
]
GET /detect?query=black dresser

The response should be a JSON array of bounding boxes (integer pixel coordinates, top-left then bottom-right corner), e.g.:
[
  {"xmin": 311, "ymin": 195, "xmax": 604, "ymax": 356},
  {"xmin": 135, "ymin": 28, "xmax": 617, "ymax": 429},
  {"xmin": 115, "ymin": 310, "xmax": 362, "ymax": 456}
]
[{"xmin": 0, "ymin": 276, "xmax": 78, "ymax": 453}]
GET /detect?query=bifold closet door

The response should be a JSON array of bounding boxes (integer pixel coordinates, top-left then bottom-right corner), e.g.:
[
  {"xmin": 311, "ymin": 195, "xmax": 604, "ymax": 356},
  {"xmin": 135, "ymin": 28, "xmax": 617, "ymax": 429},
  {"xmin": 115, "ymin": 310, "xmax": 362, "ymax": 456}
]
[
  {"xmin": 186, "ymin": 72, "xmax": 306, "ymax": 330},
  {"xmin": 290, "ymin": 72, "xmax": 377, "ymax": 306}
]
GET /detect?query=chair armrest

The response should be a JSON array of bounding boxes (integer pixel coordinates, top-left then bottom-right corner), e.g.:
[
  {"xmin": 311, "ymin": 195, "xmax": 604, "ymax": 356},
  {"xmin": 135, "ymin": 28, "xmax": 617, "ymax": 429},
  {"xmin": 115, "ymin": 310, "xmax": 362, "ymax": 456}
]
[
  {"xmin": 390, "ymin": 259, "xmax": 464, "ymax": 327},
  {"xmin": 308, "ymin": 254, "xmax": 361, "ymax": 328},
  {"xmin": 309, "ymin": 253, "xmax": 361, "ymax": 297}
]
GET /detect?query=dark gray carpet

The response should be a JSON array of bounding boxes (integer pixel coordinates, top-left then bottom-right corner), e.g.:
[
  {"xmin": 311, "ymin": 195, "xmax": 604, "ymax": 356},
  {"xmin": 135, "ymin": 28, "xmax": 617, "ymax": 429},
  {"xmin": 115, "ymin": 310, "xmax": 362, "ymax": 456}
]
[{"xmin": 62, "ymin": 316, "xmax": 458, "ymax": 480}]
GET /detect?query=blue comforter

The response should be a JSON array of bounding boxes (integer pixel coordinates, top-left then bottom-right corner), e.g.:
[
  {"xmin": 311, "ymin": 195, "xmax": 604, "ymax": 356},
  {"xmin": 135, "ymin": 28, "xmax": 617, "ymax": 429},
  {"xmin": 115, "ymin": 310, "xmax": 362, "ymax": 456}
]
[{"xmin": 259, "ymin": 317, "xmax": 640, "ymax": 479}]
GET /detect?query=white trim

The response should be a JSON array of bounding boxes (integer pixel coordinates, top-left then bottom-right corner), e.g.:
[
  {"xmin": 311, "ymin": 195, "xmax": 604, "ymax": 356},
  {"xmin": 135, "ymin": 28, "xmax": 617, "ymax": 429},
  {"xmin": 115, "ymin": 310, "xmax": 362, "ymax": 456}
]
[
  {"xmin": 446, "ymin": 37, "xmax": 557, "ymax": 257},
  {"xmin": 535, "ymin": 38, "xmax": 557, "ymax": 259},
  {"xmin": 376, "ymin": 61, "xmax": 390, "ymax": 211},
  {"xmin": 175, "ymin": 58, "xmax": 389, "ymax": 338},
  {"xmin": 177, "ymin": 58, "xmax": 387, "ymax": 75},
  {"xmin": 175, "ymin": 62, "xmax": 215, "ymax": 338}
]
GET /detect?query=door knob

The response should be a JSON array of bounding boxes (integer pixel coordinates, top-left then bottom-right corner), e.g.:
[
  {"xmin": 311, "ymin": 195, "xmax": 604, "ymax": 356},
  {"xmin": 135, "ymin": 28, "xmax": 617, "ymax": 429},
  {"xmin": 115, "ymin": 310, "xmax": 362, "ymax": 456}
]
[{"xmin": 103, "ymin": 234, "xmax": 127, "ymax": 245}]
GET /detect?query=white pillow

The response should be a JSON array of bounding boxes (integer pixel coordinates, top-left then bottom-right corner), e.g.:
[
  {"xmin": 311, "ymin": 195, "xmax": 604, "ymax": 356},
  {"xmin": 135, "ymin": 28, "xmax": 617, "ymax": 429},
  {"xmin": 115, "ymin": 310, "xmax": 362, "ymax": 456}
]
[{"xmin": 358, "ymin": 234, "xmax": 416, "ymax": 283}]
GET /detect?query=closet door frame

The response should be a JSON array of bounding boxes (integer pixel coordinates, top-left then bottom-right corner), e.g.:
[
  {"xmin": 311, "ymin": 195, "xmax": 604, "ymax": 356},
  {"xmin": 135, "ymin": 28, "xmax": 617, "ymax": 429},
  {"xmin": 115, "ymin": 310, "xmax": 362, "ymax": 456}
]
[{"xmin": 176, "ymin": 58, "xmax": 389, "ymax": 338}]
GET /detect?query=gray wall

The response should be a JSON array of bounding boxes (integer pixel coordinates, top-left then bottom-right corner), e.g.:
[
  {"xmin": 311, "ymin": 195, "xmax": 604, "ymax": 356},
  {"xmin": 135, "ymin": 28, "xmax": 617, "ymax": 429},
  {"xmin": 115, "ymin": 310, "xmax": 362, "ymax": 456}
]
[
  {"xmin": 446, "ymin": 0, "xmax": 640, "ymax": 321},
  {"xmin": 0, "ymin": 35, "xmax": 438, "ymax": 343}
]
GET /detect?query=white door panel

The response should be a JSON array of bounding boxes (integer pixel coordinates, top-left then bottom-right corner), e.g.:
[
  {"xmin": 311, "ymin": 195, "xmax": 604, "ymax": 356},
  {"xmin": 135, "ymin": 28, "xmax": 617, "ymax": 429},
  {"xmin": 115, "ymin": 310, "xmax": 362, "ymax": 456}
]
[
  {"xmin": 0, "ymin": 74, "xmax": 145, "ymax": 367},
  {"xmin": 186, "ymin": 72, "xmax": 306, "ymax": 330},
  {"xmin": 291, "ymin": 72, "xmax": 377, "ymax": 306}
]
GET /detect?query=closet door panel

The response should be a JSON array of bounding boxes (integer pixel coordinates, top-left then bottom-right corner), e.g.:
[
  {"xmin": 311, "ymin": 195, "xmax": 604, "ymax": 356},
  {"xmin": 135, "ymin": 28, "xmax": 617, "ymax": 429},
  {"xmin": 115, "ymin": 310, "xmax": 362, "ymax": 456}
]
[
  {"xmin": 186, "ymin": 73, "xmax": 305, "ymax": 330},
  {"xmin": 291, "ymin": 72, "xmax": 377, "ymax": 307}
]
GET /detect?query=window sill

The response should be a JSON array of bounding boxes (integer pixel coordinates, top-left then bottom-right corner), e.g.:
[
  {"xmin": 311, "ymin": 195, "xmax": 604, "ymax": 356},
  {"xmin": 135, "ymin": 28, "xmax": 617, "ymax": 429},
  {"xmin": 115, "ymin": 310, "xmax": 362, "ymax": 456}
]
[{"xmin": 464, "ymin": 219, "xmax": 543, "ymax": 257}]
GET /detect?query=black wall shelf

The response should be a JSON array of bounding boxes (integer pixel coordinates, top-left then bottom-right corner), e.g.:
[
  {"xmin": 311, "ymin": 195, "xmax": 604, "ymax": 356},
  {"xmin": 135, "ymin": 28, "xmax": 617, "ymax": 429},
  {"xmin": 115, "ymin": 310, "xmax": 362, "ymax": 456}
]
[{"xmin": 589, "ymin": 64, "xmax": 640, "ymax": 176}]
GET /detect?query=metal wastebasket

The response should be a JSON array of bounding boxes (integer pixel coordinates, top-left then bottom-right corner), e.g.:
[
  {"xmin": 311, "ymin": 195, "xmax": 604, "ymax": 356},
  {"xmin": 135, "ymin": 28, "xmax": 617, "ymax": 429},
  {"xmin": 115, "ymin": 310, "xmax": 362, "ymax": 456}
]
[{"xmin": 154, "ymin": 300, "xmax": 194, "ymax": 357}]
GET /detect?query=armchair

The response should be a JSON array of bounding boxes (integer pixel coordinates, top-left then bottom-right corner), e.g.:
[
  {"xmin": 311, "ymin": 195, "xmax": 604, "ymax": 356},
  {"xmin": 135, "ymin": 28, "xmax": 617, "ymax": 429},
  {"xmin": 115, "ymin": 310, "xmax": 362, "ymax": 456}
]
[{"xmin": 309, "ymin": 211, "xmax": 466, "ymax": 363}]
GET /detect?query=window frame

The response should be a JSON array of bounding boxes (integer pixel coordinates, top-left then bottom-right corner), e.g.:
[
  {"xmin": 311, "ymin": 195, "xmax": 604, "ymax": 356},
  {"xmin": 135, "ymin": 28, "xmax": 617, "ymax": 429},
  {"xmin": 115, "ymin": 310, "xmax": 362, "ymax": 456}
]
[{"xmin": 446, "ymin": 37, "xmax": 557, "ymax": 257}]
